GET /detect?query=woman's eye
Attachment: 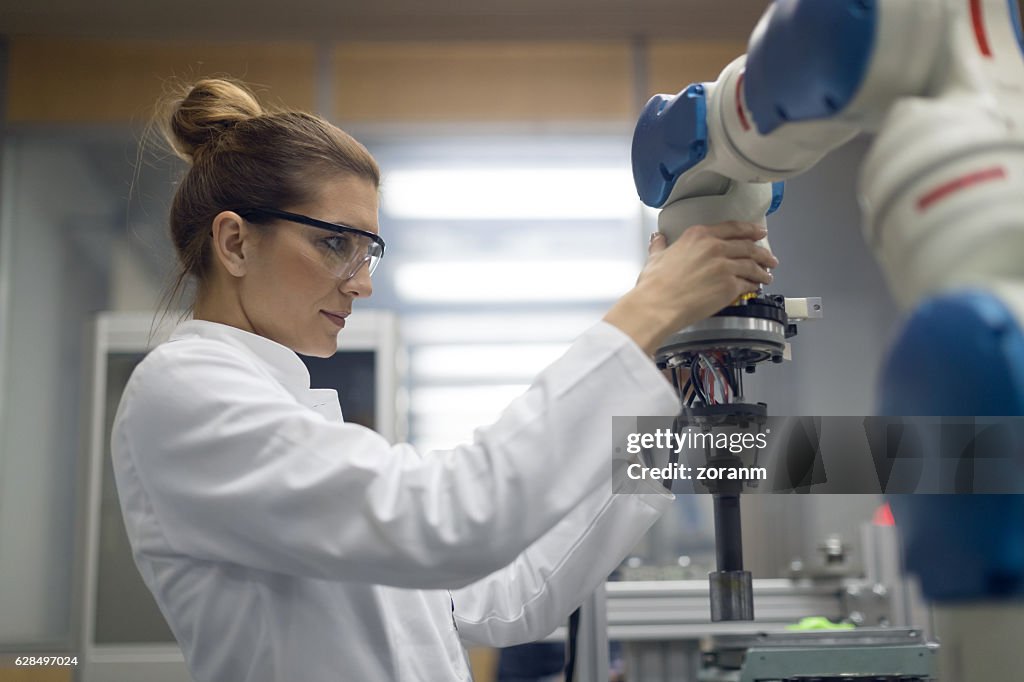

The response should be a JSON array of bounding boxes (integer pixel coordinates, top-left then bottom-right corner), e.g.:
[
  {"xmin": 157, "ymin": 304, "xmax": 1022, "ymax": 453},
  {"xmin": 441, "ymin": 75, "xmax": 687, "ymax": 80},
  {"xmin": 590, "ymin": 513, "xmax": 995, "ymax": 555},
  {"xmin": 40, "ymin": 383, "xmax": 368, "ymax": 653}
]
[{"xmin": 322, "ymin": 236, "xmax": 350, "ymax": 253}]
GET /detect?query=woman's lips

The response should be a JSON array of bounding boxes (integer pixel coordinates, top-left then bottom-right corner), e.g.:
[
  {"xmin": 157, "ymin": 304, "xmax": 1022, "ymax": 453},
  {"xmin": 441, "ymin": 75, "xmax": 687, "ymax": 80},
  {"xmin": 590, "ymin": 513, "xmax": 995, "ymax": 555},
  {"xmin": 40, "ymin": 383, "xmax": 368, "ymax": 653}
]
[{"xmin": 321, "ymin": 311, "xmax": 347, "ymax": 328}]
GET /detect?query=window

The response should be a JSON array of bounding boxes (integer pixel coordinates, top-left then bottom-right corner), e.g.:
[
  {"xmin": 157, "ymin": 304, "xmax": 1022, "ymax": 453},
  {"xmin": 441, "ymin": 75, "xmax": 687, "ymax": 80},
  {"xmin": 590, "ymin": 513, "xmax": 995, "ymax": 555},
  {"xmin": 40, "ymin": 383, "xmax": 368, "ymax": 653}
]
[{"xmin": 364, "ymin": 133, "xmax": 649, "ymax": 451}]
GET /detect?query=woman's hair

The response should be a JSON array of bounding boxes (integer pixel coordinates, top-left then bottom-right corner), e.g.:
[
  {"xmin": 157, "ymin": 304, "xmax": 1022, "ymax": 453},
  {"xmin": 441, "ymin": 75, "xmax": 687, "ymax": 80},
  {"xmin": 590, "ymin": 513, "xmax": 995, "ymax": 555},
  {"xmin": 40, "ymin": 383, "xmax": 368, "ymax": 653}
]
[{"xmin": 153, "ymin": 77, "xmax": 380, "ymax": 324}]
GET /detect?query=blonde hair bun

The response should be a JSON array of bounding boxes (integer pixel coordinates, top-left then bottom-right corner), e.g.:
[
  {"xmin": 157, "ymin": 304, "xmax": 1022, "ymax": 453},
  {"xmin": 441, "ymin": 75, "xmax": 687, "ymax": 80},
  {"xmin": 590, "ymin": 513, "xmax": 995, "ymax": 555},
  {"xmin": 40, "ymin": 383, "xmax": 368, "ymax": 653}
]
[{"xmin": 163, "ymin": 78, "xmax": 264, "ymax": 163}]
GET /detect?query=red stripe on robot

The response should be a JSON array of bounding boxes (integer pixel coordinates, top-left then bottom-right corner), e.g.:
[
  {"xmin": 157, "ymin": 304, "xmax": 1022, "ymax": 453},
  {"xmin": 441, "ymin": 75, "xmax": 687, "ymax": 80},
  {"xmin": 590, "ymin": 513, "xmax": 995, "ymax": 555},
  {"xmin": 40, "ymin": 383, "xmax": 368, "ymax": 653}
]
[
  {"xmin": 916, "ymin": 166, "xmax": 1007, "ymax": 211},
  {"xmin": 736, "ymin": 72, "xmax": 751, "ymax": 132},
  {"xmin": 970, "ymin": 0, "xmax": 994, "ymax": 57}
]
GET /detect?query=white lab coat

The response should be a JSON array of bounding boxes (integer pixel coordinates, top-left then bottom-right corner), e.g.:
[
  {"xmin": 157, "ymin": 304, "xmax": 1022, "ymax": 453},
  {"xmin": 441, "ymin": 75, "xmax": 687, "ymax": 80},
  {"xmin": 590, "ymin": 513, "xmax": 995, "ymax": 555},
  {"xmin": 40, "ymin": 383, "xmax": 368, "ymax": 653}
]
[{"xmin": 111, "ymin": 318, "xmax": 680, "ymax": 681}]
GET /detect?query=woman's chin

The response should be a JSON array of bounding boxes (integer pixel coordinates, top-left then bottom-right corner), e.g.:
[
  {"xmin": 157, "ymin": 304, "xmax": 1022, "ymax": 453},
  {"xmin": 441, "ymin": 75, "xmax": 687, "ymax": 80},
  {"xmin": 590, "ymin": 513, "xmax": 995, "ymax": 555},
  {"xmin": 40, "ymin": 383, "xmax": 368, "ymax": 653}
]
[
  {"xmin": 309, "ymin": 342, "xmax": 338, "ymax": 359},
  {"xmin": 290, "ymin": 335, "xmax": 338, "ymax": 359}
]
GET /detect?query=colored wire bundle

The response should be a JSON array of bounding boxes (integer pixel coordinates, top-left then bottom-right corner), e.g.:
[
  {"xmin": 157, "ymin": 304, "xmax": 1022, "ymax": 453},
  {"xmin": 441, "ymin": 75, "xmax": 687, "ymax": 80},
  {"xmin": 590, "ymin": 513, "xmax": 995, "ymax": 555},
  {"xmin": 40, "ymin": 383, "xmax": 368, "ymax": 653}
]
[{"xmin": 674, "ymin": 352, "xmax": 743, "ymax": 407}]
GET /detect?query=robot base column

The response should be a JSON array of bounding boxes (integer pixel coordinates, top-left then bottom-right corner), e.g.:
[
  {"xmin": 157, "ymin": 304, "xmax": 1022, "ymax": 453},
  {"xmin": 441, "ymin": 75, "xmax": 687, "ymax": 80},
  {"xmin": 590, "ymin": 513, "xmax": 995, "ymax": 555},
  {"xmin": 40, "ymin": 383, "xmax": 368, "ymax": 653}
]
[{"xmin": 709, "ymin": 493, "xmax": 754, "ymax": 622}]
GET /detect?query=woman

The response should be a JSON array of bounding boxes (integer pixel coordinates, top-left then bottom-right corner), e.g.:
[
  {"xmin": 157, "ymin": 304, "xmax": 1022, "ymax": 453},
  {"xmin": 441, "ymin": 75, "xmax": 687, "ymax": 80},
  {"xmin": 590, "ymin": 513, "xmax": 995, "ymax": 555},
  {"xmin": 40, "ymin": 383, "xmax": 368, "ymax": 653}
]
[{"xmin": 111, "ymin": 78, "xmax": 777, "ymax": 682}]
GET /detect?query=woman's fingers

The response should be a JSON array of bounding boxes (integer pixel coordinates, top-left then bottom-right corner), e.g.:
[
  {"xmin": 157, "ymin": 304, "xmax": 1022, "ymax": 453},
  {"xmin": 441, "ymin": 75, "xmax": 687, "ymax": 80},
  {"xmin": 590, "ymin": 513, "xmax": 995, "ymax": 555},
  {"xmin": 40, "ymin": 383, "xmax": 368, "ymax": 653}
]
[
  {"xmin": 719, "ymin": 239, "xmax": 779, "ymax": 267},
  {"xmin": 648, "ymin": 232, "xmax": 667, "ymax": 256},
  {"xmin": 701, "ymin": 221, "xmax": 768, "ymax": 241},
  {"xmin": 732, "ymin": 258, "xmax": 774, "ymax": 285}
]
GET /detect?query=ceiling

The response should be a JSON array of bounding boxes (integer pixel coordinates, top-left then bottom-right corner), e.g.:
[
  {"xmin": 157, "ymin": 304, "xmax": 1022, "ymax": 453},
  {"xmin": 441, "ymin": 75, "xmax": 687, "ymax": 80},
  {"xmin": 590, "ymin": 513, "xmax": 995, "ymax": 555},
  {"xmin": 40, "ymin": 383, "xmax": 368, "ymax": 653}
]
[{"xmin": 1, "ymin": 0, "xmax": 770, "ymax": 41}]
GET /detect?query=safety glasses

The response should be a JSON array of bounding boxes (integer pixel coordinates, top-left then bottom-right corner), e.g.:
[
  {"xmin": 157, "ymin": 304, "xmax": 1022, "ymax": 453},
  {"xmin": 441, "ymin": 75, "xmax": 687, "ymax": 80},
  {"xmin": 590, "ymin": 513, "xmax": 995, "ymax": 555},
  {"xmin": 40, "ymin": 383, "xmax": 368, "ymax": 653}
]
[{"xmin": 237, "ymin": 207, "xmax": 386, "ymax": 280}]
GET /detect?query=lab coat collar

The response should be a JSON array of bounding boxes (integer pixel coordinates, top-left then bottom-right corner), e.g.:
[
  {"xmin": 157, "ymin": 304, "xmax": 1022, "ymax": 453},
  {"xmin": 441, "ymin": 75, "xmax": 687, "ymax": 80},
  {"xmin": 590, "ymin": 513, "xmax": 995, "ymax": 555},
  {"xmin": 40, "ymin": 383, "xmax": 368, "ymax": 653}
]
[{"xmin": 168, "ymin": 319, "xmax": 314, "ymax": 398}]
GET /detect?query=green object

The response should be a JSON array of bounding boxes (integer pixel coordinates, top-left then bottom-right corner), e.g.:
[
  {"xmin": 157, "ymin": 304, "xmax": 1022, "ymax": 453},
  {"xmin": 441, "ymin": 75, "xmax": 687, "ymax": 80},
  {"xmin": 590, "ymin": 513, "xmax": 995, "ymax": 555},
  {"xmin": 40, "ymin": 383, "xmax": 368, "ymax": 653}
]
[{"xmin": 786, "ymin": 616, "xmax": 855, "ymax": 631}]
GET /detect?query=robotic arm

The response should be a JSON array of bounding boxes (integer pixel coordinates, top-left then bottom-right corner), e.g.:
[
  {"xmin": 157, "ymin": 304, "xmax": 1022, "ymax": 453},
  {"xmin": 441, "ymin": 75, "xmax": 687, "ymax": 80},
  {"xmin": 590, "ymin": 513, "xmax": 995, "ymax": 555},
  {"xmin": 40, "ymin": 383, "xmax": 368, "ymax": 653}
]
[
  {"xmin": 631, "ymin": 1, "xmax": 1024, "ymax": 679},
  {"xmin": 635, "ymin": 0, "xmax": 1024, "ymax": 307}
]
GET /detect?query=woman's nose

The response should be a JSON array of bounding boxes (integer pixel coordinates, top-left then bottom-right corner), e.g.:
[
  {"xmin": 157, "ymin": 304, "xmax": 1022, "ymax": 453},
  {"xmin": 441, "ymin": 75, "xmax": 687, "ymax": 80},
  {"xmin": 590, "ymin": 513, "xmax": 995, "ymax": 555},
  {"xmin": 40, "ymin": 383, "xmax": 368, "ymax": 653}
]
[{"xmin": 344, "ymin": 261, "xmax": 374, "ymax": 298}]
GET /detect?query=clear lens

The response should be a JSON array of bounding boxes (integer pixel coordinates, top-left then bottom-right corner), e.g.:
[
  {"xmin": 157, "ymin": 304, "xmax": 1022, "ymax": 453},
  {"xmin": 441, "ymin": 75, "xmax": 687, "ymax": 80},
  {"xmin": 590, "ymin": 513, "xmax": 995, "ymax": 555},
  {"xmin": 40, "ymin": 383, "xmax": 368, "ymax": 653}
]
[{"xmin": 316, "ymin": 230, "xmax": 382, "ymax": 279}]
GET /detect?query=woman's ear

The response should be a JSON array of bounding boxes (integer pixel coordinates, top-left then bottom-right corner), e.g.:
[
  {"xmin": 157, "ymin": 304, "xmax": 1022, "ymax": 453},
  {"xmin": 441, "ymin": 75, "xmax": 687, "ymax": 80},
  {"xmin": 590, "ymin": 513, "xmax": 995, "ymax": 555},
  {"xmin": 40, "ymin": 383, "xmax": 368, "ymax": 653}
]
[{"xmin": 210, "ymin": 211, "xmax": 250, "ymax": 278}]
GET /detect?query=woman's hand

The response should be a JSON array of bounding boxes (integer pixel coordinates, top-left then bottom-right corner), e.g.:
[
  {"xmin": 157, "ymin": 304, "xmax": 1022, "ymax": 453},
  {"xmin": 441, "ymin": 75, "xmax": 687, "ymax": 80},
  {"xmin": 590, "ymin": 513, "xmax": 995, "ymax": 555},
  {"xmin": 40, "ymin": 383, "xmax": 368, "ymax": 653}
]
[{"xmin": 604, "ymin": 222, "xmax": 779, "ymax": 355}]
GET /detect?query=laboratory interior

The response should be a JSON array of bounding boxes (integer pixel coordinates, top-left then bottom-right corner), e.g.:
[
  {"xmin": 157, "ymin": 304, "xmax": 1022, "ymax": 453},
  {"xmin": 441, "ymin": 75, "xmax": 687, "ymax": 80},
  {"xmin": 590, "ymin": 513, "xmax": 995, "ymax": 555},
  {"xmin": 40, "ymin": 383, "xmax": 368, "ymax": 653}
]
[{"xmin": 1, "ymin": 0, "xmax": 1023, "ymax": 680}]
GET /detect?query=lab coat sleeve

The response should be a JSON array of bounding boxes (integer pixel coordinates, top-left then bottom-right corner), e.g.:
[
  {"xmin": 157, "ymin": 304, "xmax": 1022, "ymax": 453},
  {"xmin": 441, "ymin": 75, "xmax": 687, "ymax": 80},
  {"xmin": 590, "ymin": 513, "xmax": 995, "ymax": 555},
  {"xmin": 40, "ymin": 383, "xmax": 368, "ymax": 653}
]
[
  {"xmin": 451, "ymin": 476, "xmax": 672, "ymax": 647},
  {"xmin": 115, "ymin": 321, "xmax": 680, "ymax": 589}
]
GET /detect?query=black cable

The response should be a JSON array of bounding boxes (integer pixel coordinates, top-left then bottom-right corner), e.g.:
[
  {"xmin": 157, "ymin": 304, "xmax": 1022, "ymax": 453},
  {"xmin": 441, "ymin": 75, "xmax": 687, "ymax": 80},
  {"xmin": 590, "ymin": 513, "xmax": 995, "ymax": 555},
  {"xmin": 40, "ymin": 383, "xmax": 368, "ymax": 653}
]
[
  {"xmin": 720, "ymin": 359, "xmax": 740, "ymax": 397},
  {"xmin": 690, "ymin": 361, "xmax": 710, "ymax": 405},
  {"xmin": 563, "ymin": 607, "xmax": 580, "ymax": 681}
]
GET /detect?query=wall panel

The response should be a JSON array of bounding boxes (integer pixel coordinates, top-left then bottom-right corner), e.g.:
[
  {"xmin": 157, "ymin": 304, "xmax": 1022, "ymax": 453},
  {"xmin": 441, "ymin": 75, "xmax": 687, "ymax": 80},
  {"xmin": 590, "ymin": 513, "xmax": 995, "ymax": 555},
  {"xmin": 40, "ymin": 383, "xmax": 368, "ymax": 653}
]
[
  {"xmin": 6, "ymin": 38, "xmax": 748, "ymax": 123},
  {"xmin": 645, "ymin": 40, "xmax": 745, "ymax": 98},
  {"xmin": 7, "ymin": 38, "xmax": 317, "ymax": 122},
  {"xmin": 334, "ymin": 42, "xmax": 634, "ymax": 122}
]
